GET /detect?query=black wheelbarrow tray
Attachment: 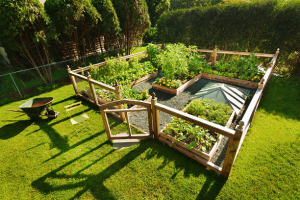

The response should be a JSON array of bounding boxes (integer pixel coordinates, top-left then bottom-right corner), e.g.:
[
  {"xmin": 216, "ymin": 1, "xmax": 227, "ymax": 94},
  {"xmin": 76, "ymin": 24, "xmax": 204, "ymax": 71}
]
[{"xmin": 7, "ymin": 97, "xmax": 59, "ymax": 120}]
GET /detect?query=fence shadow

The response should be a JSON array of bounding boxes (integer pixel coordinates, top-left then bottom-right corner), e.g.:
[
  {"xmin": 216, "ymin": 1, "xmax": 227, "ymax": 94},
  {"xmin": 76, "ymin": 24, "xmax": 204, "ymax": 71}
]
[{"xmin": 31, "ymin": 139, "xmax": 227, "ymax": 199}]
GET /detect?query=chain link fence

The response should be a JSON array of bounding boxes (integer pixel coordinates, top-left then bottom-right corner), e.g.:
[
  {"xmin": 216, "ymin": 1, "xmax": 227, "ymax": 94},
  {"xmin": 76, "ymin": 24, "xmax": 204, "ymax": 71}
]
[{"xmin": 0, "ymin": 43, "xmax": 152, "ymax": 102}]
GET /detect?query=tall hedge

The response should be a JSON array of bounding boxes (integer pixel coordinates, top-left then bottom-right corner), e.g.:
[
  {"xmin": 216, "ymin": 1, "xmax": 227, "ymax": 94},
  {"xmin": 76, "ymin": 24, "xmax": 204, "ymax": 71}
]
[
  {"xmin": 44, "ymin": 0, "xmax": 101, "ymax": 60},
  {"xmin": 91, "ymin": 0, "xmax": 121, "ymax": 50},
  {"xmin": 157, "ymin": 0, "xmax": 300, "ymax": 74},
  {"xmin": 112, "ymin": 0, "xmax": 151, "ymax": 55},
  {"xmin": 0, "ymin": 0, "xmax": 56, "ymax": 84}
]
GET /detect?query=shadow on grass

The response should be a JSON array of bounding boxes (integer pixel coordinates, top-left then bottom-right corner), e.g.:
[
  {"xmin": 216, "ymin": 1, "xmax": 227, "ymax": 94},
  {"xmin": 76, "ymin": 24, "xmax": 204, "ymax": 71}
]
[
  {"xmin": 260, "ymin": 76, "xmax": 300, "ymax": 120},
  {"xmin": 32, "ymin": 139, "xmax": 226, "ymax": 199},
  {"xmin": 0, "ymin": 120, "xmax": 33, "ymax": 139}
]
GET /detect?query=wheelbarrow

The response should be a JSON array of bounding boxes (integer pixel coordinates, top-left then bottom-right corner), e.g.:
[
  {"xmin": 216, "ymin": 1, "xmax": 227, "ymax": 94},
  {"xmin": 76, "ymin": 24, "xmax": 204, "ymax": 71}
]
[{"xmin": 7, "ymin": 97, "xmax": 59, "ymax": 120}]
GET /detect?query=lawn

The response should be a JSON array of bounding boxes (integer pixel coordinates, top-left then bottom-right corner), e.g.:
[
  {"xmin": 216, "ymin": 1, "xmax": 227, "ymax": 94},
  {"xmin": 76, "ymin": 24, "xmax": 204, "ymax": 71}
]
[{"xmin": 0, "ymin": 75, "xmax": 299, "ymax": 199}]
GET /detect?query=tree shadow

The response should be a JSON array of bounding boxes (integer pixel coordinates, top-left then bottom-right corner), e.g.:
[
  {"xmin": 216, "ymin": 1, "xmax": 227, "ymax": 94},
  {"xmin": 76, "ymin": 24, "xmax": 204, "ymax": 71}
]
[
  {"xmin": 32, "ymin": 139, "xmax": 227, "ymax": 199},
  {"xmin": 0, "ymin": 120, "xmax": 33, "ymax": 139}
]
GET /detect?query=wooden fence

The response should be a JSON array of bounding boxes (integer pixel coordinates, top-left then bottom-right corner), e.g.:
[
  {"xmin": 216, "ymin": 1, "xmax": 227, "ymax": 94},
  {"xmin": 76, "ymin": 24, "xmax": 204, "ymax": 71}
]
[{"xmin": 69, "ymin": 47, "xmax": 279, "ymax": 178}]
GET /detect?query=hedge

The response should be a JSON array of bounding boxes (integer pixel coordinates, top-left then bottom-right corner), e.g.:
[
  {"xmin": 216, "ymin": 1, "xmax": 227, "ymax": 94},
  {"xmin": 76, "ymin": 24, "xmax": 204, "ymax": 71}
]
[{"xmin": 157, "ymin": 0, "xmax": 300, "ymax": 74}]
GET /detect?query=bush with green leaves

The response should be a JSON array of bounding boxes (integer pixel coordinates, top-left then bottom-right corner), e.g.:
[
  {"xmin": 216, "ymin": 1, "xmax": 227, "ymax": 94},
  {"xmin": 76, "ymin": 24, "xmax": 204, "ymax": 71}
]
[
  {"xmin": 90, "ymin": 57, "xmax": 157, "ymax": 86},
  {"xmin": 157, "ymin": 0, "xmax": 300, "ymax": 75},
  {"xmin": 0, "ymin": 0, "xmax": 56, "ymax": 85},
  {"xmin": 164, "ymin": 98, "xmax": 232, "ymax": 152}
]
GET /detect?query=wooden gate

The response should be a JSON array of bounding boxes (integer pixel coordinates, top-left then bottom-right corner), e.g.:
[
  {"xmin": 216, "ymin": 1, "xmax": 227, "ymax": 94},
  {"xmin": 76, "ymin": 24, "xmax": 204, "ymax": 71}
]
[{"xmin": 99, "ymin": 99, "xmax": 154, "ymax": 140}]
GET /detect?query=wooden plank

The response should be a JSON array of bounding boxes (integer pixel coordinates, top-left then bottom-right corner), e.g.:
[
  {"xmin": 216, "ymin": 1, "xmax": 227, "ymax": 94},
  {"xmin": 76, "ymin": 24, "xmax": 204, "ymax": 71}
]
[
  {"xmin": 221, "ymin": 128, "xmax": 243, "ymax": 178},
  {"xmin": 67, "ymin": 66, "xmax": 79, "ymax": 95},
  {"xmin": 100, "ymin": 109, "xmax": 112, "ymax": 140},
  {"xmin": 151, "ymin": 96, "xmax": 159, "ymax": 139},
  {"xmin": 127, "ymin": 96, "xmax": 152, "ymax": 117},
  {"xmin": 99, "ymin": 99, "xmax": 151, "ymax": 110},
  {"xmin": 69, "ymin": 71, "xmax": 88, "ymax": 81},
  {"xmin": 155, "ymin": 103, "xmax": 235, "ymax": 138},
  {"xmin": 152, "ymin": 74, "xmax": 202, "ymax": 95},
  {"xmin": 131, "ymin": 71, "xmax": 158, "ymax": 87},
  {"xmin": 211, "ymin": 47, "xmax": 217, "ymax": 65},
  {"xmin": 89, "ymin": 79, "xmax": 116, "ymax": 92},
  {"xmin": 87, "ymin": 73, "xmax": 99, "ymax": 106},
  {"xmin": 125, "ymin": 112, "xmax": 132, "ymax": 136},
  {"xmin": 196, "ymin": 49, "xmax": 274, "ymax": 57},
  {"xmin": 158, "ymin": 135, "xmax": 222, "ymax": 174},
  {"xmin": 104, "ymin": 108, "xmax": 147, "ymax": 113},
  {"xmin": 110, "ymin": 134, "xmax": 152, "ymax": 140},
  {"xmin": 216, "ymin": 50, "xmax": 274, "ymax": 58},
  {"xmin": 147, "ymin": 107, "xmax": 154, "ymax": 138},
  {"xmin": 202, "ymin": 73, "xmax": 258, "ymax": 89},
  {"xmin": 115, "ymin": 85, "xmax": 125, "ymax": 121}
]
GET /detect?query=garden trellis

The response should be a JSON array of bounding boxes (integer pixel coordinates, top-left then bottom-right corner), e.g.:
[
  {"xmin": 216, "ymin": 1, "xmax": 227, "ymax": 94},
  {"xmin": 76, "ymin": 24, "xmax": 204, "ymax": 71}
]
[{"xmin": 68, "ymin": 46, "xmax": 279, "ymax": 178}]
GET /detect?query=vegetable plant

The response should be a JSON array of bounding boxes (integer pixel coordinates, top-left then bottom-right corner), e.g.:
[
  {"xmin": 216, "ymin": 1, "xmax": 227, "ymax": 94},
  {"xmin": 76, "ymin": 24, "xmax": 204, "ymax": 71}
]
[{"xmin": 164, "ymin": 98, "xmax": 232, "ymax": 153}]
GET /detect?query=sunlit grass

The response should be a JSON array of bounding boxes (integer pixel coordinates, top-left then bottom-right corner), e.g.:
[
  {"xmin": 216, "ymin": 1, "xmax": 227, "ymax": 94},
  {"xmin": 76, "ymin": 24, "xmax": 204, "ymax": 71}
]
[{"xmin": 0, "ymin": 76, "xmax": 299, "ymax": 199}]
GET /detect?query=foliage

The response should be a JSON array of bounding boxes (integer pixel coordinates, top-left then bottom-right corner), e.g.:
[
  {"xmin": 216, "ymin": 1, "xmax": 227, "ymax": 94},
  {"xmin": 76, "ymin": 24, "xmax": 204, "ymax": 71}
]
[
  {"xmin": 155, "ymin": 43, "xmax": 191, "ymax": 80},
  {"xmin": 201, "ymin": 54, "xmax": 265, "ymax": 81},
  {"xmin": 164, "ymin": 117, "xmax": 216, "ymax": 152},
  {"xmin": 164, "ymin": 98, "xmax": 232, "ymax": 152},
  {"xmin": 155, "ymin": 77, "xmax": 182, "ymax": 89},
  {"xmin": 90, "ymin": 57, "xmax": 157, "ymax": 86},
  {"xmin": 0, "ymin": 0, "xmax": 56, "ymax": 85},
  {"xmin": 44, "ymin": 0, "xmax": 101, "ymax": 59},
  {"xmin": 112, "ymin": 0, "xmax": 151, "ymax": 55},
  {"xmin": 0, "ymin": 76, "xmax": 299, "ymax": 199},
  {"xmin": 146, "ymin": 43, "xmax": 162, "ymax": 61},
  {"xmin": 185, "ymin": 98, "xmax": 232, "ymax": 126},
  {"xmin": 91, "ymin": 0, "xmax": 121, "ymax": 46},
  {"xmin": 146, "ymin": 0, "xmax": 170, "ymax": 27},
  {"xmin": 157, "ymin": 0, "xmax": 300, "ymax": 75},
  {"xmin": 170, "ymin": 0, "xmax": 221, "ymax": 10}
]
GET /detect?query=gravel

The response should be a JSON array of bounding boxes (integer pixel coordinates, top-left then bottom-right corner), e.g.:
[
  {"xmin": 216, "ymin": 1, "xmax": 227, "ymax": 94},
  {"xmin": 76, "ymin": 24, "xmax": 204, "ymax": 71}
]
[{"xmin": 129, "ymin": 74, "xmax": 254, "ymax": 167}]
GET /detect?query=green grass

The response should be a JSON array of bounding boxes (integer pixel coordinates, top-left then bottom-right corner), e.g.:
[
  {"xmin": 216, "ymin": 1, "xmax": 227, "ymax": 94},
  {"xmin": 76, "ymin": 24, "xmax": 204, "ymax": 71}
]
[{"xmin": 0, "ymin": 76, "xmax": 299, "ymax": 199}]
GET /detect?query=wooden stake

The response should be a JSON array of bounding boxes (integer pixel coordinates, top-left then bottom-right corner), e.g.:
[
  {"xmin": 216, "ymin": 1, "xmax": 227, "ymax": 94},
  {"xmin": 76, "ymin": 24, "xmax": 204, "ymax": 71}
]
[
  {"xmin": 87, "ymin": 72, "xmax": 99, "ymax": 106},
  {"xmin": 221, "ymin": 122, "xmax": 243, "ymax": 178},
  {"xmin": 151, "ymin": 93, "xmax": 159, "ymax": 138},
  {"xmin": 115, "ymin": 81, "xmax": 125, "ymax": 121},
  {"xmin": 211, "ymin": 46, "xmax": 217, "ymax": 66},
  {"xmin": 67, "ymin": 65, "xmax": 79, "ymax": 95}
]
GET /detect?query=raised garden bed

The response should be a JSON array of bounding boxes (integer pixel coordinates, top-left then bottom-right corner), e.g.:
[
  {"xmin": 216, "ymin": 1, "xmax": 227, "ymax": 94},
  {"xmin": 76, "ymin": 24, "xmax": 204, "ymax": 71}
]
[
  {"xmin": 158, "ymin": 98, "xmax": 236, "ymax": 161},
  {"xmin": 159, "ymin": 111, "xmax": 235, "ymax": 161},
  {"xmin": 152, "ymin": 74, "xmax": 202, "ymax": 95},
  {"xmin": 131, "ymin": 71, "xmax": 158, "ymax": 87}
]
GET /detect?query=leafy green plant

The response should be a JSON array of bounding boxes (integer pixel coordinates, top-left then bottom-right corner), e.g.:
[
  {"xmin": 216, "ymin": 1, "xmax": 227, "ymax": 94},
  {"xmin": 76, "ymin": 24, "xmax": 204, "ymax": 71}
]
[{"xmin": 164, "ymin": 98, "xmax": 232, "ymax": 153}]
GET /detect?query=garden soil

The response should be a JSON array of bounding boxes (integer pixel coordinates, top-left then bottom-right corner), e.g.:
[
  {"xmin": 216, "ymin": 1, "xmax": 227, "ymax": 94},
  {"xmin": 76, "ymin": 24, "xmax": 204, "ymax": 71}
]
[{"xmin": 130, "ymin": 75, "xmax": 254, "ymax": 167}]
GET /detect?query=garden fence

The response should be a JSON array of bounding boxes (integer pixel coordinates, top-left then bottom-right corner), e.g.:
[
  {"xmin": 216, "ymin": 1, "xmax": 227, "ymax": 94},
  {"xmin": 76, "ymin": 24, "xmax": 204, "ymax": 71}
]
[{"xmin": 0, "ymin": 43, "xmax": 152, "ymax": 101}]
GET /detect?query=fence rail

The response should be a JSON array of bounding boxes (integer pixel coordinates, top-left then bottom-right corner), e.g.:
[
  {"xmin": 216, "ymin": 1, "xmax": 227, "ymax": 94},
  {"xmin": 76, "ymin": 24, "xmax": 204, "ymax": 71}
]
[{"xmin": 0, "ymin": 43, "xmax": 150, "ymax": 101}]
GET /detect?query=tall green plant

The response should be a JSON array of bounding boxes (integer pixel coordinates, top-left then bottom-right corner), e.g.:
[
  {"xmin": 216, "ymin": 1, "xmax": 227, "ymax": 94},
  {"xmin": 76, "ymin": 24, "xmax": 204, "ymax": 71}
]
[
  {"xmin": 146, "ymin": 0, "xmax": 170, "ymax": 27},
  {"xmin": 157, "ymin": 0, "xmax": 300, "ymax": 74},
  {"xmin": 0, "ymin": 0, "xmax": 57, "ymax": 85},
  {"xmin": 44, "ymin": 0, "xmax": 101, "ymax": 60},
  {"xmin": 91, "ymin": 0, "xmax": 121, "ymax": 51},
  {"xmin": 112, "ymin": 0, "xmax": 151, "ymax": 55}
]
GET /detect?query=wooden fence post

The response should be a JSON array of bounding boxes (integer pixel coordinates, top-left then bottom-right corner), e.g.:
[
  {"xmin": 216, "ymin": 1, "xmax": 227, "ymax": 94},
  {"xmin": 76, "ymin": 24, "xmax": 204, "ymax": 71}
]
[
  {"xmin": 67, "ymin": 65, "xmax": 79, "ymax": 95},
  {"xmin": 87, "ymin": 72, "xmax": 99, "ymax": 106},
  {"xmin": 151, "ymin": 93, "xmax": 159, "ymax": 139},
  {"xmin": 221, "ymin": 121, "xmax": 243, "ymax": 178},
  {"xmin": 211, "ymin": 46, "xmax": 217, "ymax": 66},
  {"xmin": 115, "ymin": 81, "xmax": 125, "ymax": 121}
]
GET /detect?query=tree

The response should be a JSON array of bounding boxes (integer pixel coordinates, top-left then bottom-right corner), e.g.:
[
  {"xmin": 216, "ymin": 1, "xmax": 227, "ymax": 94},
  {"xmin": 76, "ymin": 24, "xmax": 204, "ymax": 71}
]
[
  {"xmin": 0, "ymin": 0, "xmax": 56, "ymax": 85},
  {"xmin": 146, "ymin": 0, "xmax": 170, "ymax": 27},
  {"xmin": 91, "ymin": 0, "xmax": 121, "ymax": 51},
  {"xmin": 44, "ymin": 0, "xmax": 101, "ymax": 61},
  {"xmin": 112, "ymin": 0, "xmax": 151, "ymax": 55}
]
